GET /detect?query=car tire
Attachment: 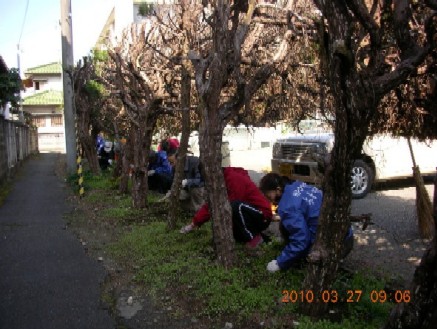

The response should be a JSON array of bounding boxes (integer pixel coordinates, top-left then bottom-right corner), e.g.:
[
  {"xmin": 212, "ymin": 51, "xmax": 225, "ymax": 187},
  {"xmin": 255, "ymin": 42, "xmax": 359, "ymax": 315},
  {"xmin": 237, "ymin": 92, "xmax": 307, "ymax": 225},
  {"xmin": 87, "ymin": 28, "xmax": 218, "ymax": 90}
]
[{"xmin": 351, "ymin": 160, "xmax": 374, "ymax": 199}]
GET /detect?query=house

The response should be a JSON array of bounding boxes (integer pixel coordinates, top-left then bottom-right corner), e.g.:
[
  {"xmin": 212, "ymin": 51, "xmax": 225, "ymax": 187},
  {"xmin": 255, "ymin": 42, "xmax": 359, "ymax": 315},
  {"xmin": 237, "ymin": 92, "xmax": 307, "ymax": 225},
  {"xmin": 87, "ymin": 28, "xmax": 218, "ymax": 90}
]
[
  {"xmin": 94, "ymin": 0, "xmax": 165, "ymax": 51},
  {"xmin": 22, "ymin": 62, "xmax": 65, "ymax": 152}
]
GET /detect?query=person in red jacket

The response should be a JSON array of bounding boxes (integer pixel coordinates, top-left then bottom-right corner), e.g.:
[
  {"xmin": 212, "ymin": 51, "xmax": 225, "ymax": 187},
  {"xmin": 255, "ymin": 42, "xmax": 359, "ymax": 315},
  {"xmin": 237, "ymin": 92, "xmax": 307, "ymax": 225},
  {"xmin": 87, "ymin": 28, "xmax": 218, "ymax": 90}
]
[{"xmin": 180, "ymin": 167, "xmax": 273, "ymax": 248}]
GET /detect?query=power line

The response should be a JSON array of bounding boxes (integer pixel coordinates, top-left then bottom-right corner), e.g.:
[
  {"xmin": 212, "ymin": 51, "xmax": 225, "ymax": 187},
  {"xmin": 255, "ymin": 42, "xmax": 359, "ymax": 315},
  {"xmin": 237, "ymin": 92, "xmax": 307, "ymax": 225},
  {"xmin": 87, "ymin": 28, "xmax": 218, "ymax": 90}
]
[{"xmin": 18, "ymin": 0, "xmax": 31, "ymax": 45}]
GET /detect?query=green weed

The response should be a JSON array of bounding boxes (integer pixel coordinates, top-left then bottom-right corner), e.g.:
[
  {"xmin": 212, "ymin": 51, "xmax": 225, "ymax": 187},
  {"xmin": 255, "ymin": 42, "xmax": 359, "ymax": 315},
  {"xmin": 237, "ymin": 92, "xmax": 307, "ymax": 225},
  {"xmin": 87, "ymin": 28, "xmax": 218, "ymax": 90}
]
[
  {"xmin": 107, "ymin": 221, "xmax": 392, "ymax": 327},
  {"xmin": 72, "ymin": 173, "xmax": 393, "ymax": 328}
]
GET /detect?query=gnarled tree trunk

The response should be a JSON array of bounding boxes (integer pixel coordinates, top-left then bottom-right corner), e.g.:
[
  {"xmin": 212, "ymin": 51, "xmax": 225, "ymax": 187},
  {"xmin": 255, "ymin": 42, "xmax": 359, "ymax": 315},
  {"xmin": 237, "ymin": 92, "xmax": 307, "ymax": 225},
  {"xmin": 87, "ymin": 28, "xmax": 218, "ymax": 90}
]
[
  {"xmin": 301, "ymin": 71, "xmax": 370, "ymax": 317},
  {"xmin": 302, "ymin": 0, "xmax": 433, "ymax": 318},
  {"xmin": 167, "ymin": 67, "xmax": 191, "ymax": 230},
  {"xmin": 198, "ymin": 101, "xmax": 235, "ymax": 269},
  {"xmin": 130, "ymin": 124, "xmax": 154, "ymax": 209},
  {"xmin": 76, "ymin": 109, "xmax": 100, "ymax": 175},
  {"xmin": 119, "ymin": 130, "xmax": 133, "ymax": 194}
]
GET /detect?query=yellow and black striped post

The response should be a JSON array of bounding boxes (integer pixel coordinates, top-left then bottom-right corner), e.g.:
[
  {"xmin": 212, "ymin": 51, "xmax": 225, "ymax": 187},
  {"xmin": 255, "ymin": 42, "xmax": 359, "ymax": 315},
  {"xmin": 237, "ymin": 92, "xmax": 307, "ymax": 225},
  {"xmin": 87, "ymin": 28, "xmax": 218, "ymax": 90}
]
[{"xmin": 76, "ymin": 152, "xmax": 84, "ymax": 198}]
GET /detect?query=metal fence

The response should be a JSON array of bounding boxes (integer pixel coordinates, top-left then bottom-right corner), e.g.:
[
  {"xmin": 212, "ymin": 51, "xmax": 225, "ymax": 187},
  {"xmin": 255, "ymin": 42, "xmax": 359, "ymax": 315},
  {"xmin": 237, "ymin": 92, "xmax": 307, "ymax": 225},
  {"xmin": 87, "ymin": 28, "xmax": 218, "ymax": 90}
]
[{"xmin": 0, "ymin": 116, "xmax": 38, "ymax": 185}]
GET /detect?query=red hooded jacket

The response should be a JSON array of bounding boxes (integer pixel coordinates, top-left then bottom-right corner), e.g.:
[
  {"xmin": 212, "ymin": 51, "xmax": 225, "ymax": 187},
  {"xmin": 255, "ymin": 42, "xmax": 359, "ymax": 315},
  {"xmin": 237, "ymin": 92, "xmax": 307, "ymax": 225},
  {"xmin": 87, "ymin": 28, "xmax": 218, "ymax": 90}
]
[{"xmin": 192, "ymin": 167, "xmax": 272, "ymax": 227}]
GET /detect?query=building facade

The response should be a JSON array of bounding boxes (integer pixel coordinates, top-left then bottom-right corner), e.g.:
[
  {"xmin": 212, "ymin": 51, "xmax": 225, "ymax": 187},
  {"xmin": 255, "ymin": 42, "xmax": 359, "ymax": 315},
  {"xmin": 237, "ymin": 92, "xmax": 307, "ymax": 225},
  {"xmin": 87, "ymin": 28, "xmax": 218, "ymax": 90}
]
[{"xmin": 22, "ymin": 62, "xmax": 65, "ymax": 153}]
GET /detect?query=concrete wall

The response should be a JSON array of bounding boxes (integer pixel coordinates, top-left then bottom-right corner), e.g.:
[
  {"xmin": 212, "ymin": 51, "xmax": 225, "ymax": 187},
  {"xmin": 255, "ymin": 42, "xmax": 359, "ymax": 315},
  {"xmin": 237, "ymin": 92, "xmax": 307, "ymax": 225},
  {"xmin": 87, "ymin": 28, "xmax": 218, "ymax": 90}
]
[
  {"xmin": 0, "ymin": 116, "xmax": 38, "ymax": 185},
  {"xmin": 223, "ymin": 125, "xmax": 280, "ymax": 151}
]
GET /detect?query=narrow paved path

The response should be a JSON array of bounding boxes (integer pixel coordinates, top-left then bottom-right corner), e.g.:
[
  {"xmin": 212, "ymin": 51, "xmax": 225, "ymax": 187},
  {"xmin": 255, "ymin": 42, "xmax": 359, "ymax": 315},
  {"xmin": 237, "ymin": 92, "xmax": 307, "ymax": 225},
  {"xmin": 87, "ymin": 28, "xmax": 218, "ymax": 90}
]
[{"xmin": 0, "ymin": 153, "xmax": 115, "ymax": 329}]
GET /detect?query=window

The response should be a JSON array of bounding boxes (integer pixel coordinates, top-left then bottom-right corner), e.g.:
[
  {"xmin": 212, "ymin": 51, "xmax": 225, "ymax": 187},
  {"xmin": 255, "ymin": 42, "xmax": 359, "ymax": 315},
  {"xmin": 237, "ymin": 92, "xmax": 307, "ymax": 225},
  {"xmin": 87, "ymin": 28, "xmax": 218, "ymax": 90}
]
[
  {"xmin": 33, "ymin": 116, "xmax": 46, "ymax": 127},
  {"xmin": 51, "ymin": 115, "xmax": 63, "ymax": 127},
  {"xmin": 35, "ymin": 81, "xmax": 40, "ymax": 90}
]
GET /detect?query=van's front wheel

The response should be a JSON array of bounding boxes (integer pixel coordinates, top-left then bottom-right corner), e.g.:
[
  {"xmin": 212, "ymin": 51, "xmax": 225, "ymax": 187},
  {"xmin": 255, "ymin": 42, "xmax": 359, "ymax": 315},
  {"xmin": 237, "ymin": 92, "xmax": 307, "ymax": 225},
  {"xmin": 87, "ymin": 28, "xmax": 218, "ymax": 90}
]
[{"xmin": 351, "ymin": 160, "xmax": 373, "ymax": 199}]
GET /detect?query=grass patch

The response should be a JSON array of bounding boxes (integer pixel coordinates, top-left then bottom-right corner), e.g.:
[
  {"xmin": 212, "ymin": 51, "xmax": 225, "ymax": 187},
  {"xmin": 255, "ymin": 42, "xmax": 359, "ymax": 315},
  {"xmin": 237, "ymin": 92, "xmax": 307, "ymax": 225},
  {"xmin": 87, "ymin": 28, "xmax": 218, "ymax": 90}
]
[
  {"xmin": 108, "ymin": 221, "xmax": 393, "ymax": 327},
  {"xmin": 108, "ymin": 222, "xmax": 298, "ymax": 320},
  {"xmin": 72, "ymin": 171, "xmax": 394, "ymax": 328},
  {"xmin": 67, "ymin": 170, "xmax": 118, "ymax": 196}
]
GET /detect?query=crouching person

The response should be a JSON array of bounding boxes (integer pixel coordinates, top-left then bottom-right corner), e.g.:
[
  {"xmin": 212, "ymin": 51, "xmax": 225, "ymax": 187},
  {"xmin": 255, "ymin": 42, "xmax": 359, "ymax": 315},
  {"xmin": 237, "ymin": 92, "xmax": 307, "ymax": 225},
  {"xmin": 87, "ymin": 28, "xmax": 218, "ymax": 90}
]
[
  {"xmin": 259, "ymin": 173, "xmax": 354, "ymax": 273},
  {"xmin": 148, "ymin": 150, "xmax": 173, "ymax": 194},
  {"xmin": 168, "ymin": 152, "xmax": 206, "ymax": 214},
  {"xmin": 180, "ymin": 167, "xmax": 273, "ymax": 248}
]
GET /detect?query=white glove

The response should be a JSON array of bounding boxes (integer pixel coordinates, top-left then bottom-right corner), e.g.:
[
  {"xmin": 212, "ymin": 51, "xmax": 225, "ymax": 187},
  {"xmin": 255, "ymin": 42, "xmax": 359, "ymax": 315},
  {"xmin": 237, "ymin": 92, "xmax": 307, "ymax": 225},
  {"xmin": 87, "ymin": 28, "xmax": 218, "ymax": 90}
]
[
  {"xmin": 148, "ymin": 170, "xmax": 155, "ymax": 176},
  {"xmin": 267, "ymin": 260, "xmax": 280, "ymax": 273},
  {"xmin": 180, "ymin": 223, "xmax": 196, "ymax": 234},
  {"xmin": 158, "ymin": 191, "xmax": 171, "ymax": 202},
  {"xmin": 181, "ymin": 179, "xmax": 188, "ymax": 187}
]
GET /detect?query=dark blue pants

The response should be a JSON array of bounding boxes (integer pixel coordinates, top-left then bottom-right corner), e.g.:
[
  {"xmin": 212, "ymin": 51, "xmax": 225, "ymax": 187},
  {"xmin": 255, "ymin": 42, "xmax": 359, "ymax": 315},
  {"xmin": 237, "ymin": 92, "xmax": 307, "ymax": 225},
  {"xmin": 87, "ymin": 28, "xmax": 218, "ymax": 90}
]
[{"xmin": 230, "ymin": 201, "xmax": 270, "ymax": 243}]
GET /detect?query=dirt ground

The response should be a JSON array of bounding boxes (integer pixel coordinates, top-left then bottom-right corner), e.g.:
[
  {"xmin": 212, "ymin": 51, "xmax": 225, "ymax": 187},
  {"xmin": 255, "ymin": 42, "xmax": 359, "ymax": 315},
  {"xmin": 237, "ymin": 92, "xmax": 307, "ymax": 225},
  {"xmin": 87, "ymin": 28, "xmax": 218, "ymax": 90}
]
[
  {"xmin": 57, "ymin": 153, "xmax": 434, "ymax": 328},
  {"xmin": 59, "ymin": 155, "xmax": 268, "ymax": 329}
]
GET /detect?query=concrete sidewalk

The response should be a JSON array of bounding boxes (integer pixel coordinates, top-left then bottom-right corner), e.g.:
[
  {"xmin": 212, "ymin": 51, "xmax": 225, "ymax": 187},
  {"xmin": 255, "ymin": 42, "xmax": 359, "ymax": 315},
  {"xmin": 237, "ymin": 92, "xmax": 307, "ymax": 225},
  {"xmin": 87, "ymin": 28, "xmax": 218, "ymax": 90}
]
[{"xmin": 0, "ymin": 153, "xmax": 115, "ymax": 329}]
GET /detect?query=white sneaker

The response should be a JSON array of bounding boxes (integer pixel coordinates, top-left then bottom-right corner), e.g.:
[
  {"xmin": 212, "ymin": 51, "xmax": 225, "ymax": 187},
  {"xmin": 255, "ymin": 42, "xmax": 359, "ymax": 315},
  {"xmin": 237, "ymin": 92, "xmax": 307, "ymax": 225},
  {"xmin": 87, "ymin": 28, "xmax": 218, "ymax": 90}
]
[
  {"xmin": 180, "ymin": 224, "xmax": 195, "ymax": 234},
  {"xmin": 158, "ymin": 191, "xmax": 171, "ymax": 202}
]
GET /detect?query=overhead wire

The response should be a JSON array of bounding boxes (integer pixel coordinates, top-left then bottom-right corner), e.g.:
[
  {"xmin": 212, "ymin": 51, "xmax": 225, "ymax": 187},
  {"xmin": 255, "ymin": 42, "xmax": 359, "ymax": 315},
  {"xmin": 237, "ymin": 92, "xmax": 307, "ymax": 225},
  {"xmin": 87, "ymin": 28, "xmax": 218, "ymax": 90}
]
[{"xmin": 18, "ymin": 0, "xmax": 31, "ymax": 46}]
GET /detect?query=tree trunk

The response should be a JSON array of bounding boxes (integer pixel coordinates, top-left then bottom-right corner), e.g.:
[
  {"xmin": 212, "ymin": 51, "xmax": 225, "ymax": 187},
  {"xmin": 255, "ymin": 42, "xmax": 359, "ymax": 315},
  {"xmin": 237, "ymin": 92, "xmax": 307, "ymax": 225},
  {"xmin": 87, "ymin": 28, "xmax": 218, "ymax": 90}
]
[
  {"xmin": 199, "ymin": 101, "xmax": 235, "ymax": 269},
  {"xmin": 300, "ymin": 115, "xmax": 358, "ymax": 316},
  {"xmin": 77, "ymin": 110, "xmax": 100, "ymax": 175},
  {"xmin": 167, "ymin": 67, "xmax": 191, "ymax": 230},
  {"xmin": 80, "ymin": 134, "xmax": 100, "ymax": 175},
  {"xmin": 383, "ymin": 170, "xmax": 437, "ymax": 329},
  {"xmin": 130, "ymin": 124, "xmax": 153, "ymax": 209},
  {"xmin": 112, "ymin": 122, "xmax": 122, "ymax": 180},
  {"xmin": 301, "ymin": 6, "xmax": 370, "ymax": 314},
  {"xmin": 306, "ymin": 0, "xmax": 435, "ymax": 320},
  {"xmin": 119, "ymin": 139, "xmax": 131, "ymax": 194}
]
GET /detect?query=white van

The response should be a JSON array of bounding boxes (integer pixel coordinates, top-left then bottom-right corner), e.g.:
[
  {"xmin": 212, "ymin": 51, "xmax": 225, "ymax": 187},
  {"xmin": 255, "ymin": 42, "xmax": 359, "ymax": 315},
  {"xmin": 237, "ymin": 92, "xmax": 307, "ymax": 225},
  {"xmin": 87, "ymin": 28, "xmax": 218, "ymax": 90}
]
[{"xmin": 271, "ymin": 133, "xmax": 437, "ymax": 198}]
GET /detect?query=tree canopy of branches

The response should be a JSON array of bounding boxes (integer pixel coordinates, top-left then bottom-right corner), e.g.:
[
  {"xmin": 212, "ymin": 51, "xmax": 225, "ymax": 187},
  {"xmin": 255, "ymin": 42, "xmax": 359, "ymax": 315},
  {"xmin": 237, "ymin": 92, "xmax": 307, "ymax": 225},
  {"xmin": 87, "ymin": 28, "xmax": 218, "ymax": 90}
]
[
  {"xmin": 101, "ymin": 12, "xmax": 188, "ymax": 208},
  {"xmin": 365, "ymin": 1, "xmax": 437, "ymax": 140},
  {"xmin": 301, "ymin": 0, "xmax": 437, "ymax": 319},
  {"xmin": 180, "ymin": 0, "xmax": 313, "ymax": 268},
  {"xmin": 72, "ymin": 57, "xmax": 108, "ymax": 174}
]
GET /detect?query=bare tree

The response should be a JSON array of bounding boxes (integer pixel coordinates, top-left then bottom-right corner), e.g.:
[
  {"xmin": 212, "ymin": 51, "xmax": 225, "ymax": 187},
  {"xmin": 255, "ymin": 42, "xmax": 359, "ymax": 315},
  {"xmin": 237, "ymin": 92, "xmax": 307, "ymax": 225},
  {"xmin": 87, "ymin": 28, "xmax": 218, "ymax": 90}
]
[
  {"xmin": 301, "ymin": 0, "xmax": 436, "ymax": 318},
  {"xmin": 187, "ymin": 0, "xmax": 304, "ymax": 268},
  {"xmin": 72, "ymin": 57, "xmax": 105, "ymax": 175},
  {"xmin": 141, "ymin": 2, "xmax": 200, "ymax": 229},
  {"xmin": 103, "ymin": 20, "xmax": 180, "ymax": 208}
]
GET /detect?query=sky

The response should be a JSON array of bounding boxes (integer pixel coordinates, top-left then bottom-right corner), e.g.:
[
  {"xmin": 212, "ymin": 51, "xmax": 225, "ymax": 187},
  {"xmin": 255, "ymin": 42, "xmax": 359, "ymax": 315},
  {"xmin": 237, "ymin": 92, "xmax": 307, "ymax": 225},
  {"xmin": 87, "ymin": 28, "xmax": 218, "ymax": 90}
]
[{"xmin": 0, "ymin": 0, "xmax": 114, "ymax": 74}]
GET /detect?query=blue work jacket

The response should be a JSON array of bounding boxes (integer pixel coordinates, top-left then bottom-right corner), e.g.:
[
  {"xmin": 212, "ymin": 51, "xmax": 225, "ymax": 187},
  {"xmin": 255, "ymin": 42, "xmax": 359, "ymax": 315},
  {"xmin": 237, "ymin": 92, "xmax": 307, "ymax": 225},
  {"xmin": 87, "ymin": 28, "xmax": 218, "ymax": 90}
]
[
  {"xmin": 276, "ymin": 181, "xmax": 353, "ymax": 269},
  {"xmin": 276, "ymin": 181, "xmax": 323, "ymax": 269},
  {"xmin": 148, "ymin": 151, "xmax": 172, "ymax": 175}
]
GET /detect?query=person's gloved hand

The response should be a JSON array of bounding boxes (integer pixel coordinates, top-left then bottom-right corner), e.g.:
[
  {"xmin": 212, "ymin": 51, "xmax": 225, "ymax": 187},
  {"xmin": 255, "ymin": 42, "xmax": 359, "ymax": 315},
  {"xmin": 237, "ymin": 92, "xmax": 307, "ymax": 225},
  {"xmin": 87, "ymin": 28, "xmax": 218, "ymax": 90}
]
[
  {"xmin": 158, "ymin": 190, "xmax": 171, "ymax": 202},
  {"xmin": 267, "ymin": 260, "xmax": 280, "ymax": 273},
  {"xmin": 148, "ymin": 170, "xmax": 155, "ymax": 176},
  {"xmin": 180, "ymin": 223, "xmax": 196, "ymax": 234},
  {"xmin": 181, "ymin": 179, "xmax": 188, "ymax": 187}
]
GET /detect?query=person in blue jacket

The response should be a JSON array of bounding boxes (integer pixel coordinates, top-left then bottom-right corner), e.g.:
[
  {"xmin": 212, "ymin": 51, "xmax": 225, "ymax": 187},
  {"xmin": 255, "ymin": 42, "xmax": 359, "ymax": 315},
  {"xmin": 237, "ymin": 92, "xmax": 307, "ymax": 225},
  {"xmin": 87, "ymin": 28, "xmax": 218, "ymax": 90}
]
[
  {"xmin": 259, "ymin": 173, "xmax": 353, "ymax": 273},
  {"xmin": 148, "ymin": 150, "xmax": 173, "ymax": 193},
  {"xmin": 96, "ymin": 133, "xmax": 105, "ymax": 154}
]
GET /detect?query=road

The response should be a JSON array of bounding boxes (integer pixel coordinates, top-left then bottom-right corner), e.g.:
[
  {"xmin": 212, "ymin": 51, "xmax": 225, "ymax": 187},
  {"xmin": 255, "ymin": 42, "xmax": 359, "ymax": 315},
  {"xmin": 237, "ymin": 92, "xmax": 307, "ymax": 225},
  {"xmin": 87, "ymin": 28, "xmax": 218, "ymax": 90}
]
[
  {"xmin": 347, "ymin": 181, "xmax": 433, "ymax": 285},
  {"xmin": 0, "ymin": 153, "xmax": 116, "ymax": 329}
]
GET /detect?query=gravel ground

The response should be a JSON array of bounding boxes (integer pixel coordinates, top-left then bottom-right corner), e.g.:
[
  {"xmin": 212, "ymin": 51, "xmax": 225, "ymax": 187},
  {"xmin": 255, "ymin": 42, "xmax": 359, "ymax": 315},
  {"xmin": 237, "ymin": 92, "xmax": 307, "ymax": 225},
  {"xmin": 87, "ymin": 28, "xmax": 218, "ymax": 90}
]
[
  {"xmin": 347, "ymin": 183, "xmax": 433, "ymax": 287},
  {"xmin": 230, "ymin": 148, "xmax": 434, "ymax": 288}
]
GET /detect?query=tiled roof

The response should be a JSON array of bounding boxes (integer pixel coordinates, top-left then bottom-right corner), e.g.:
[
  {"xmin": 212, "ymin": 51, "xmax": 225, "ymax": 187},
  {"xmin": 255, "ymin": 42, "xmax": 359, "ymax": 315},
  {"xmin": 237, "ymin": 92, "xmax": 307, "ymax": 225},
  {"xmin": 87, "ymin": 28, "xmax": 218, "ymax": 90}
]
[
  {"xmin": 23, "ymin": 90, "xmax": 63, "ymax": 106},
  {"xmin": 25, "ymin": 62, "xmax": 62, "ymax": 75}
]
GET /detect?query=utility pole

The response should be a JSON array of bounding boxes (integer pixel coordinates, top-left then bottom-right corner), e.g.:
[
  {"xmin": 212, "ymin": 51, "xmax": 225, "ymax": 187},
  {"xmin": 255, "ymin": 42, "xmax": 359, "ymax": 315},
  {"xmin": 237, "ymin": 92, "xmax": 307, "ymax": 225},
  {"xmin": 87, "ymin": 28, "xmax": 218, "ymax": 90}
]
[{"xmin": 60, "ymin": 0, "xmax": 76, "ymax": 174}]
